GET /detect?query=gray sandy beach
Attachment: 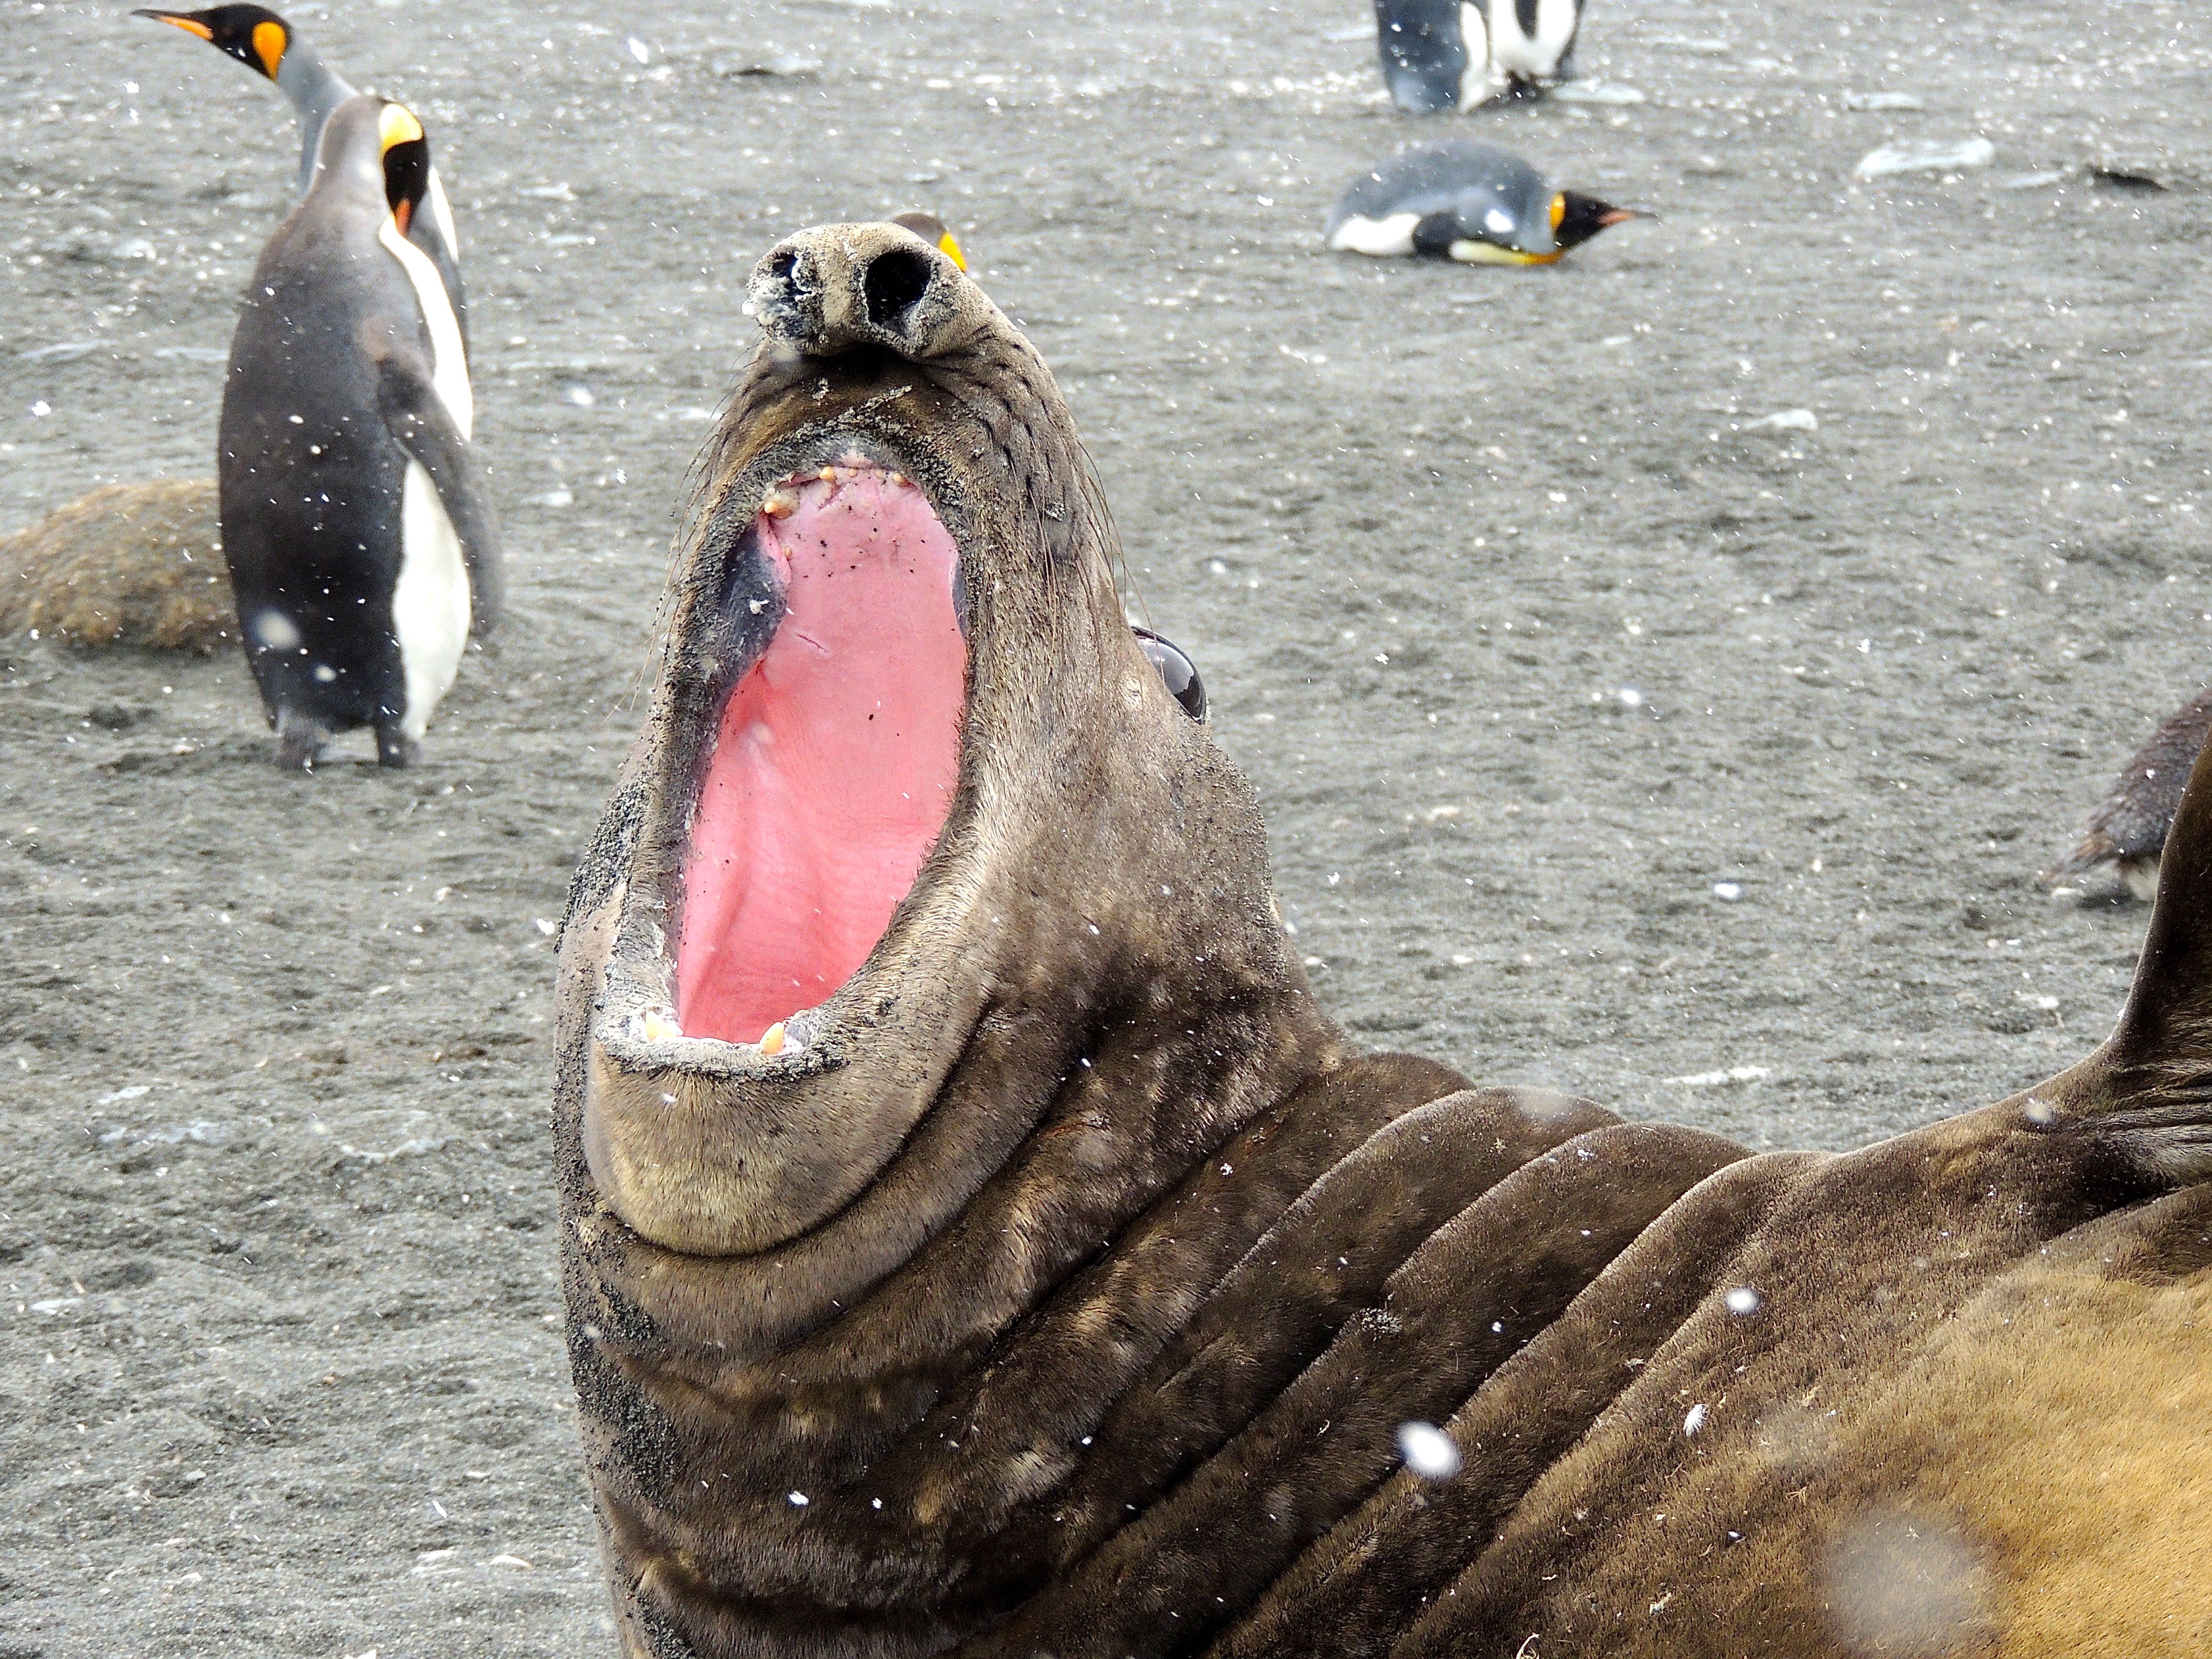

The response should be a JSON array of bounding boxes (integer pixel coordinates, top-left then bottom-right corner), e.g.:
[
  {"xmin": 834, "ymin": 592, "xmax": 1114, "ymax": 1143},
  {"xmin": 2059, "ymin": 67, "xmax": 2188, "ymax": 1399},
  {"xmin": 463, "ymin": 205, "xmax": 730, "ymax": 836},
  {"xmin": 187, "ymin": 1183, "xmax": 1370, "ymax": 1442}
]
[{"xmin": 2, "ymin": 0, "xmax": 2206, "ymax": 1649}]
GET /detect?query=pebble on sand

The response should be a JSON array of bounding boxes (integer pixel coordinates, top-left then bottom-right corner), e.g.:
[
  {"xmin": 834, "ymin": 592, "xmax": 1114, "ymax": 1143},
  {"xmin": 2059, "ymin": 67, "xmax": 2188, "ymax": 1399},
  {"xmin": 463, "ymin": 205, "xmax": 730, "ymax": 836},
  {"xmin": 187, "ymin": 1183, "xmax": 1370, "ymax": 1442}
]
[
  {"xmin": 1853, "ymin": 137, "xmax": 1995, "ymax": 180},
  {"xmin": 1665, "ymin": 1064, "xmax": 1772, "ymax": 1087},
  {"xmin": 716, "ymin": 52, "xmax": 825, "ymax": 78},
  {"xmin": 1552, "ymin": 81, "xmax": 1646, "ymax": 106},
  {"xmin": 1746, "ymin": 409, "xmax": 1818, "ymax": 433}
]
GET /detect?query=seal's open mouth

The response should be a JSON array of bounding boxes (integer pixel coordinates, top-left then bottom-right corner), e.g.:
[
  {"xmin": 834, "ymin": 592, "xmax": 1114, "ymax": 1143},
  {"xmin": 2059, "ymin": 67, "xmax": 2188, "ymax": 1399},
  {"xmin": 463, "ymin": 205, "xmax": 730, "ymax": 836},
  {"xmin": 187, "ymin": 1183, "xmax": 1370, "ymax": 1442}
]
[
  {"xmin": 571, "ymin": 219, "xmax": 1228, "ymax": 1257},
  {"xmin": 673, "ymin": 458, "xmax": 966, "ymax": 1047}
]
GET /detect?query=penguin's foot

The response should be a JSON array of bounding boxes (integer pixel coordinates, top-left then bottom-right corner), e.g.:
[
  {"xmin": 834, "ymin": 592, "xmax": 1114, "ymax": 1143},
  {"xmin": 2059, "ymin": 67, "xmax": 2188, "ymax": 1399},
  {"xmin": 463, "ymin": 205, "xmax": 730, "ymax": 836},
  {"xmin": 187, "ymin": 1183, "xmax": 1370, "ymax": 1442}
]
[
  {"xmin": 375, "ymin": 725, "xmax": 420, "ymax": 769},
  {"xmin": 275, "ymin": 709, "xmax": 329, "ymax": 772}
]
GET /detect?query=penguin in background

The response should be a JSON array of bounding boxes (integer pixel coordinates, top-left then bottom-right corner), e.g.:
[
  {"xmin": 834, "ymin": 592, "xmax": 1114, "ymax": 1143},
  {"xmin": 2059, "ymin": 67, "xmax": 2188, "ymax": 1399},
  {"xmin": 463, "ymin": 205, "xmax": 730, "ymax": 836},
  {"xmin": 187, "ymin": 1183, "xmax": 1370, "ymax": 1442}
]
[
  {"xmin": 135, "ymin": 4, "xmax": 468, "ymax": 348},
  {"xmin": 888, "ymin": 210, "xmax": 969, "ymax": 272},
  {"xmin": 221, "ymin": 95, "xmax": 500, "ymax": 770},
  {"xmin": 1374, "ymin": 0, "xmax": 1584, "ymax": 113},
  {"xmin": 2043, "ymin": 687, "xmax": 2212, "ymax": 901},
  {"xmin": 1325, "ymin": 140, "xmax": 1637, "ymax": 264}
]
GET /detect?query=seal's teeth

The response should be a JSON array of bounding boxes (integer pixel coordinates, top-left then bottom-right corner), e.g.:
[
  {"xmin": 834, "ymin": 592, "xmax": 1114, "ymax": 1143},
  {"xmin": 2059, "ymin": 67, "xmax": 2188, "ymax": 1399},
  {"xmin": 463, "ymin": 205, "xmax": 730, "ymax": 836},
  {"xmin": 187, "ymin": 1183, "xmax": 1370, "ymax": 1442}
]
[
  {"xmin": 818, "ymin": 467, "xmax": 839, "ymax": 483},
  {"xmin": 762, "ymin": 487, "xmax": 798, "ymax": 518},
  {"xmin": 759, "ymin": 1022, "xmax": 787, "ymax": 1057},
  {"xmin": 630, "ymin": 1006, "xmax": 683, "ymax": 1044},
  {"xmin": 885, "ymin": 471, "xmax": 908, "ymax": 488}
]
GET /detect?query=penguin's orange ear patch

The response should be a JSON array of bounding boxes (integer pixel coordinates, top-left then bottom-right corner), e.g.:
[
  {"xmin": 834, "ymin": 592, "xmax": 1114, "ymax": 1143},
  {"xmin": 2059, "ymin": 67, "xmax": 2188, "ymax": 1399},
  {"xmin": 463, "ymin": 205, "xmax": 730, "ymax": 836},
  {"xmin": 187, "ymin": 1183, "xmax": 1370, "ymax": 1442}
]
[
  {"xmin": 937, "ymin": 231, "xmax": 968, "ymax": 272},
  {"xmin": 378, "ymin": 103, "xmax": 426, "ymax": 151},
  {"xmin": 251, "ymin": 18, "xmax": 286, "ymax": 78},
  {"xmin": 1549, "ymin": 192, "xmax": 1567, "ymax": 232}
]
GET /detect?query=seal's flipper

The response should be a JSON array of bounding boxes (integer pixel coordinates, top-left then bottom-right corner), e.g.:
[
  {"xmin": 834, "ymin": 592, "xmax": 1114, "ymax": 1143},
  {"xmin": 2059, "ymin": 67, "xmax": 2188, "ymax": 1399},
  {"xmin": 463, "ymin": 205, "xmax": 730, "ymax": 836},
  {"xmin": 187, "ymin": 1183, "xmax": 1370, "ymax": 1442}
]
[
  {"xmin": 2039, "ymin": 727, "xmax": 2212, "ymax": 1184},
  {"xmin": 371, "ymin": 342, "xmax": 503, "ymax": 635}
]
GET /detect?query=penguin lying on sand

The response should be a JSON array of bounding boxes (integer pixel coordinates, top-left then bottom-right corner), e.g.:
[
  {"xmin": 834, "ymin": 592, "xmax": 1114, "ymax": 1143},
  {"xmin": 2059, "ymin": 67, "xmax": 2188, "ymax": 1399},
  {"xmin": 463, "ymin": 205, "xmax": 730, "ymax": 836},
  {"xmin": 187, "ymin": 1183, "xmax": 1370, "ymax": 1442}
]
[
  {"xmin": 1374, "ymin": 0, "xmax": 1584, "ymax": 113},
  {"xmin": 221, "ymin": 95, "xmax": 500, "ymax": 770},
  {"xmin": 135, "ymin": 4, "xmax": 467, "ymax": 344},
  {"xmin": 2044, "ymin": 687, "xmax": 2212, "ymax": 901},
  {"xmin": 1325, "ymin": 140, "xmax": 1637, "ymax": 264}
]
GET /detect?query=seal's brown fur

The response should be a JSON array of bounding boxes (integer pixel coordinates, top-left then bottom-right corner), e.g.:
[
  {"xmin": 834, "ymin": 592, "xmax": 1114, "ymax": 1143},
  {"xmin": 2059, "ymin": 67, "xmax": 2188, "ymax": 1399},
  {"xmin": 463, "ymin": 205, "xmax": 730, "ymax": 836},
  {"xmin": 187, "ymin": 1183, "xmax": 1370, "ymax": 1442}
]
[
  {"xmin": 559, "ymin": 224, "xmax": 2212, "ymax": 1658},
  {"xmin": 0, "ymin": 479, "xmax": 232, "ymax": 652}
]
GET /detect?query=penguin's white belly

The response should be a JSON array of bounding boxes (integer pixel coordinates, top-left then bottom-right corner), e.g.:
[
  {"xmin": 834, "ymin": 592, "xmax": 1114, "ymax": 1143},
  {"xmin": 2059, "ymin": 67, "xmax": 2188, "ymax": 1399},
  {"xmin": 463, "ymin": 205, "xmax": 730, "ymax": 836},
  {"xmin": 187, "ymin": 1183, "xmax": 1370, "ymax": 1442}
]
[
  {"xmin": 1457, "ymin": 3, "xmax": 1502, "ymax": 108},
  {"xmin": 374, "ymin": 212, "xmax": 475, "ymax": 738},
  {"xmin": 392, "ymin": 458, "xmax": 470, "ymax": 738},
  {"xmin": 425, "ymin": 168, "xmax": 462, "ymax": 264},
  {"xmin": 1489, "ymin": 0, "xmax": 1579, "ymax": 79},
  {"xmin": 377, "ymin": 220, "xmax": 472, "ymax": 435},
  {"xmin": 1328, "ymin": 212, "xmax": 1420, "ymax": 256}
]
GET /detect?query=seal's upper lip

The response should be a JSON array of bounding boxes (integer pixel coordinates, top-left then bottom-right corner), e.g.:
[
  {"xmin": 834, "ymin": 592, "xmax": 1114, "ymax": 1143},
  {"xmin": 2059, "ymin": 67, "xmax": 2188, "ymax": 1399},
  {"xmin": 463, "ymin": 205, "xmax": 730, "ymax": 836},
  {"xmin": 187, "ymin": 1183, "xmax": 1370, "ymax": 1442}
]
[{"xmin": 662, "ymin": 455, "xmax": 966, "ymax": 1052}]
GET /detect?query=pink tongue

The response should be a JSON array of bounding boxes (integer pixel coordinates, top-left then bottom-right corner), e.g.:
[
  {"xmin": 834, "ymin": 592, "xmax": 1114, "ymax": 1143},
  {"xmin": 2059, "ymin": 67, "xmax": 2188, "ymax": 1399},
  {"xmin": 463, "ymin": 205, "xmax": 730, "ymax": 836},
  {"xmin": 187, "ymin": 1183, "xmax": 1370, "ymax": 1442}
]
[{"xmin": 675, "ymin": 470, "xmax": 965, "ymax": 1045}]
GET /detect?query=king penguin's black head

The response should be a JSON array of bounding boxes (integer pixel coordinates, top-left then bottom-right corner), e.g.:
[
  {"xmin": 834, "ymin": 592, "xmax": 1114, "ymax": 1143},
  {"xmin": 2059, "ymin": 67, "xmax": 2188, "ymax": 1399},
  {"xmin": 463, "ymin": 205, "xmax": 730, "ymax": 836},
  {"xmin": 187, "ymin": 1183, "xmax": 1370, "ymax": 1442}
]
[
  {"xmin": 133, "ymin": 5, "xmax": 294, "ymax": 81},
  {"xmin": 1551, "ymin": 192, "xmax": 1640, "ymax": 252},
  {"xmin": 377, "ymin": 102, "xmax": 431, "ymax": 234}
]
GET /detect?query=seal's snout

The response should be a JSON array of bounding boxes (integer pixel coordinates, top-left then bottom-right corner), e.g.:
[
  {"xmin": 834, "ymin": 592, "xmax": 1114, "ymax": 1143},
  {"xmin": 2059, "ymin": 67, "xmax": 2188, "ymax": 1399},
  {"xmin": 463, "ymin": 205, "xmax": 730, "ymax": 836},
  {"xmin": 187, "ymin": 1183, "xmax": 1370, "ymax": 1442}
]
[
  {"xmin": 862, "ymin": 243, "xmax": 933, "ymax": 328},
  {"xmin": 748, "ymin": 222, "xmax": 965, "ymax": 362},
  {"xmin": 748, "ymin": 244, "xmax": 823, "ymax": 345}
]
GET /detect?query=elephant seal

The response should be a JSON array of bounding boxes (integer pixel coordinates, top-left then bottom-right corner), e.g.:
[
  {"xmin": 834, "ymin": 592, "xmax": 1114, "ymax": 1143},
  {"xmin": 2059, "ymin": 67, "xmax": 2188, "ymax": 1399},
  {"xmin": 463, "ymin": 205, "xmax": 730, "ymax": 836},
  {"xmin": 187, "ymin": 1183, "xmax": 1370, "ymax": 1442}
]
[
  {"xmin": 557, "ymin": 221, "xmax": 2212, "ymax": 1658},
  {"xmin": 0, "ymin": 479, "xmax": 233, "ymax": 653}
]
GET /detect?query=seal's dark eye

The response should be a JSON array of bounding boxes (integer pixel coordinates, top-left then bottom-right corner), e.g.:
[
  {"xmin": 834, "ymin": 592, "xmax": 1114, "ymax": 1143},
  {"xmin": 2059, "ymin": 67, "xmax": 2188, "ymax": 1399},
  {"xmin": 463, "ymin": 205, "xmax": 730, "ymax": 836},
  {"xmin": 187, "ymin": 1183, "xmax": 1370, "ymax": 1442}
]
[{"xmin": 1133, "ymin": 626, "xmax": 1206, "ymax": 721}]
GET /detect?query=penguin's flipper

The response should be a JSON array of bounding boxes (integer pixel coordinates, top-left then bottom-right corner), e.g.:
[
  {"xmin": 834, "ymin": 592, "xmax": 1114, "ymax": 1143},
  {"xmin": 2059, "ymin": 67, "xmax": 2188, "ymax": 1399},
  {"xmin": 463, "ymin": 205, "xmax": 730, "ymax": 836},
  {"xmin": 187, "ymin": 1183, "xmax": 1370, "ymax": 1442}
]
[
  {"xmin": 1410, "ymin": 211, "xmax": 1465, "ymax": 257},
  {"xmin": 369, "ymin": 337, "xmax": 504, "ymax": 636},
  {"xmin": 410, "ymin": 169, "xmax": 471, "ymax": 358}
]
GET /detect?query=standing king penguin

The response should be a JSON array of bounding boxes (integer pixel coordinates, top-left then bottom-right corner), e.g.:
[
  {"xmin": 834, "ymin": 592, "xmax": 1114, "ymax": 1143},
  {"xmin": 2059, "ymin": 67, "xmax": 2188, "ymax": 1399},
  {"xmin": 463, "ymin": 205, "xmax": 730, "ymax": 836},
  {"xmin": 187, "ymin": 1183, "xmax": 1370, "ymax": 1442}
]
[
  {"xmin": 135, "ymin": 4, "xmax": 467, "ymax": 346},
  {"xmin": 220, "ymin": 95, "xmax": 500, "ymax": 769},
  {"xmin": 1374, "ymin": 0, "xmax": 1584, "ymax": 112}
]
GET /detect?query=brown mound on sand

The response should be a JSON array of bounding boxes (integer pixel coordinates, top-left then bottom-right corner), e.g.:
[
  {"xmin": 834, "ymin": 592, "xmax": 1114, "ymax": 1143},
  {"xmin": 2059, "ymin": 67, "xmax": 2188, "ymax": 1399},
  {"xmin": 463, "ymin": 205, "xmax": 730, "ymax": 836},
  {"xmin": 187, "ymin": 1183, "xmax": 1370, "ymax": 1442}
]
[{"xmin": 0, "ymin": 478, "xmax": 234, "ymax": 654}]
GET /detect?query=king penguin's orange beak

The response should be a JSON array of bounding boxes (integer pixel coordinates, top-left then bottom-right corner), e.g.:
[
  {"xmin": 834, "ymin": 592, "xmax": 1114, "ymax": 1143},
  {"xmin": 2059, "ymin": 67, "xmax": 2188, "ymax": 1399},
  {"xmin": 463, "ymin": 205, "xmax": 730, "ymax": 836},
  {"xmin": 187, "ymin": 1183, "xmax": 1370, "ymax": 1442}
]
[{"xmin": 136, "ymin": 9, "xmax": 215, "ymax": 39}]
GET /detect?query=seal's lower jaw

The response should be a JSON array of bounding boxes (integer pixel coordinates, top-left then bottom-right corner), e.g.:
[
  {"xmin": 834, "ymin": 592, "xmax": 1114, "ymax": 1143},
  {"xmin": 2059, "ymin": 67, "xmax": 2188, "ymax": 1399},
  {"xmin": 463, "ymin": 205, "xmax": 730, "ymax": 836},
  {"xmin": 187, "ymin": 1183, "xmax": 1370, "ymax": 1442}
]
[
  {"xmin": 577, "ymin": 449, "xmax": 981, "ymax": 1255},
  {"xmin": 674, "ymin": 461, "xmax": 965, "ymax": 1048}
]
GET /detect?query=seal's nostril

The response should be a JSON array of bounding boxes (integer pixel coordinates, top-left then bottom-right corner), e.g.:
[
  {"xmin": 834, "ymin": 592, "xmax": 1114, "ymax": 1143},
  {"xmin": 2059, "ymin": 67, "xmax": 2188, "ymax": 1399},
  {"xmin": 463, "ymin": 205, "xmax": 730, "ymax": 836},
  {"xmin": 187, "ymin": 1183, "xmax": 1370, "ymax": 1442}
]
[{"xmin": 863, "ymin": 247, "xmax": 932, "ymax": 328}]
